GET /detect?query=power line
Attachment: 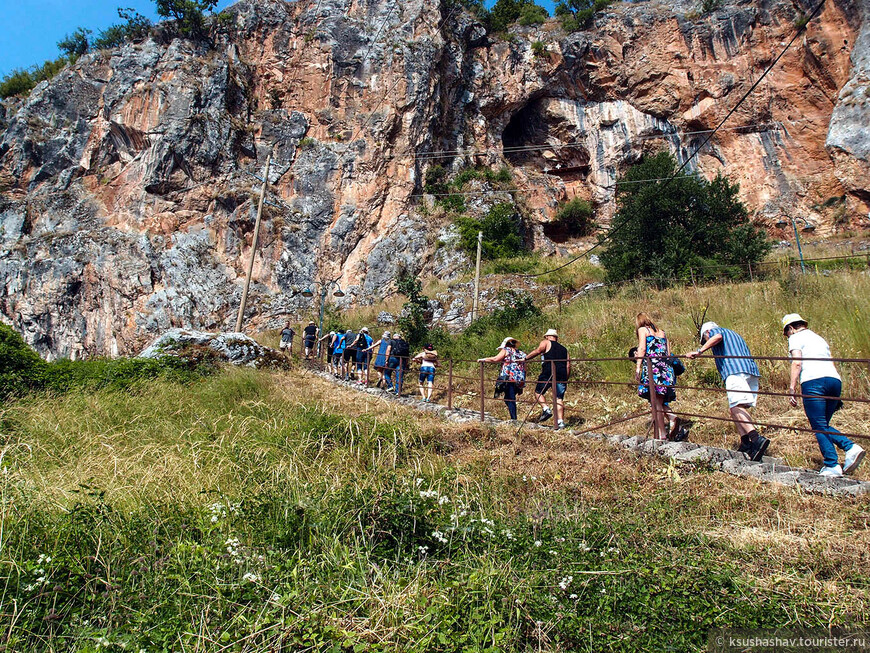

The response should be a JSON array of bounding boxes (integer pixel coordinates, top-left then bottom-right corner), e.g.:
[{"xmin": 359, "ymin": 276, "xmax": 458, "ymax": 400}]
[
  {"xmin": 403, "ymin": 120, "xmax": 805, "ymax": 164},
  {"xmin": 517, "ymin": 0, "xmax": 827, "ymax": 279}
]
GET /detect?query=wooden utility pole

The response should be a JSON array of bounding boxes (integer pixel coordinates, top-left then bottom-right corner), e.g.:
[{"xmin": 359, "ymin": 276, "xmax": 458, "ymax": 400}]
[
  {"xmin": 235, "ymin": 154, "xmax": 271, "ymax": 333},
  {"xmin": 471, "ymin": 230, "xmax": 482, "ymax": 323}
]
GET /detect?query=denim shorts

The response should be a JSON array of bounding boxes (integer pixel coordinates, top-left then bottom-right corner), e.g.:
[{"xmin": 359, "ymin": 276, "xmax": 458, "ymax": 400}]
[
  {"xmin": 535, "ymin": 381, "xmax": 566, "ymax": 399},
  {"xmin": 419, "ymin": 368, "xmax": 435, "ymax": 384}
]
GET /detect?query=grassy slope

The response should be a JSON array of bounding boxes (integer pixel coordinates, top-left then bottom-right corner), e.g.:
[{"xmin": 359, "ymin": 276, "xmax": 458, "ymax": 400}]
[{"xmin": 2, "ymin": 366, "xmax": 869, "ymax": 652}]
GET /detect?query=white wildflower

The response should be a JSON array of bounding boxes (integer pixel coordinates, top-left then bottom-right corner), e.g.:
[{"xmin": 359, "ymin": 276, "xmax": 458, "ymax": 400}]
[
  {"xmin": 578, "ymin": 541, "xmax": 591, "ymax": 552},
  {"xmin": 432, "ymin": 530, "xmax": 448, "ymax": 544},
  {"xmin": 569, "ymin": 593, "xmax": 578, "ymax": 600},
  {"xmin": 502, "ymin": 529, "xmax": 515, "ymax": 541},
  {"xmin": 419, "ymin": 489, "xmax": 439, "ymax": 500},
  {"xmin": 534, "ymin": 540, "xmax": 542, "ymax": 547},
  {"xmin": 242, "ymin": 572, "xmax": 261, "ymax": 583},
  {"xmin": 418, "ymin": 545, "xmax": 429, "ymax": 554},
  {"xmin": 558, "ymin": 575, "xmax": 573, "ymax": 590},
  {"xmin": 549, "ymin": 550, "xmax": 557, "ymax": 555},
  {"xmin": 438, "ymin": 495, "xmax": 450, "ymax": 505},
  {"xmin": 270, "ymin": 592, "xmax": 281, "ymax": 603},
  {"xmin": 415, "ymin": 478, "xmax": 424, "ymax": 486}
]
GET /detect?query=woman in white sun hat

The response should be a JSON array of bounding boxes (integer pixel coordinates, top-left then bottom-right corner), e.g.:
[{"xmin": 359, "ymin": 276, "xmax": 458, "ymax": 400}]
[
  {"xmin": 478, "ymin": 337, "xmax": 527, "ymax": 420},
  {"xmin": 782, "ymin": 313, "xmax": 864, "ymax": 477}
]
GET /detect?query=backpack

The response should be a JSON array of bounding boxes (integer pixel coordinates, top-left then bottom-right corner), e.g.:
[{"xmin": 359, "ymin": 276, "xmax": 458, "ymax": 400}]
[{"xmin": 392, "ymin": 339, "xmax": 410, "ymax": 359}]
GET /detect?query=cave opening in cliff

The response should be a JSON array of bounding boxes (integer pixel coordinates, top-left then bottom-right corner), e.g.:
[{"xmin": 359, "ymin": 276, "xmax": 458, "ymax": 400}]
[{"xmin": 501, "ymin": 99, "xmax": 590, "ymax": 179}]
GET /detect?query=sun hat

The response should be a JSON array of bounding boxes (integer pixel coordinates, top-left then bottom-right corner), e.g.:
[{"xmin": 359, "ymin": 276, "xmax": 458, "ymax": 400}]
[
  {"xmin": 544, "ymin": 329, "xmax": 559, "ymax": 338},
  {"xmin": 498, "ymin": 336, "xmax": 518, "ymax": 349},
  {"xmin": 309, "ymin": 320, "xmax": 315, "ymax": 325},
  {"xmin": 361, "ymin": 327, "xmax": 369, "ymax": 333},
  {"xmin": 781, "ymin": 313, "xmax": 806, "ymax": 331},
  {"xmin": 699, "ymin": 321, "xmax": 719, "ymax": 341}
]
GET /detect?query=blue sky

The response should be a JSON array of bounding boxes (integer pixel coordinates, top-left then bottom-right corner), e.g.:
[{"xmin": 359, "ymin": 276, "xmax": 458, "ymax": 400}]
[{"xmin": 0, "ymin": 0, "xmax": 557, "ymax": 77}]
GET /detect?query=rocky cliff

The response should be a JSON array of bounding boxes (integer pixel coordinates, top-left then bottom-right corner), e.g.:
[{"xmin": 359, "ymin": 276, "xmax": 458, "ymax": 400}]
[{"xmin": 0, "ymin": 0, "xmax": 867, "ymax": 358}]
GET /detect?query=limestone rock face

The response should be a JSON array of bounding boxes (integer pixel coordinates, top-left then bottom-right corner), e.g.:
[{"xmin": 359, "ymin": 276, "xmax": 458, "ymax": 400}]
[{"xmin": 0, "ymin": 0, "xmax": 867, "ymax": 358}]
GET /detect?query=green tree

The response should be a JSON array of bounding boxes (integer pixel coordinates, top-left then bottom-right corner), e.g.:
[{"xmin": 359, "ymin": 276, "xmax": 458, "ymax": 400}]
[
  {"xmin": 396, "ymin": 270, "xmax": 431, "ymax": 347},
  {"xmin": 599, "ymin": 151, "xmax": 771, "ymax": 284},
  {"xmin": 456, "ymin": 203, "xmax": 525, "ymax": 260},
  {"xmin": 57, "ymin": 28, "xmax": 92, "ymax": 59},
  {"xmin": 154, "ymin": 0, "xmax": 218, "ymax": 37}
]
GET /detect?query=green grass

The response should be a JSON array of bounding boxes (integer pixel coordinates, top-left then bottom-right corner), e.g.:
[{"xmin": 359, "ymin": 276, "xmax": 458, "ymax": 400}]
[{"xmin": 2, "ymin": 368, "xmax": 868, "ymax": 651}]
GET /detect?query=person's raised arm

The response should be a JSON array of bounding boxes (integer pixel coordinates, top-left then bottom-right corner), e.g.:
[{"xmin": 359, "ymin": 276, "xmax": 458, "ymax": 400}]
[
  {"xmin": 477, "ymin": 349, "xmax": 507, "ymax": 364},
  {"xmin": 788, "ymin": 349, "xmax": 803, "ymax": 408},
  {"xmin": 524, "ymin": 340, "xmax": 548, "ymax": 361},
  {"xmin": 635, "ymin": 328, "xmax": 648, "ymax": 378},
  {"xmin": 686, "ymin": 333, "xmax": 723, "ymax": 359}
]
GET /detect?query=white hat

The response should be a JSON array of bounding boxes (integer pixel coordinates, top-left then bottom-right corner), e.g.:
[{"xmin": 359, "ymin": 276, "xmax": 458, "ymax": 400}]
[
  {"xmin": 498, "ymin": 336, "xmax": 518, "ymax": 349},
  {"xmin": 781, "ymin": 313, "xmax": 806, "ymax": 330},
  {"xmin": 361, "ymin": 327, "xmax": 369, "ymax": 333},
  {"xmin": 699, "ymin": 321, "xmax": 719, "ymax": 341},
  {"xmin": 544, "ymin": 329, "xmax": 558, "ymax": 338}
]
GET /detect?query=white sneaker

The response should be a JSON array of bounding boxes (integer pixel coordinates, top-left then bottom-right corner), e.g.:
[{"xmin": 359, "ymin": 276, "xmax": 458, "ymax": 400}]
[
  {"xmin": 818, "ymin": 465, "xmax": 843, "ymax": 478},
  {"xmin": 843, "ymin": 445, "xmax": 865, "ymax": 475}
]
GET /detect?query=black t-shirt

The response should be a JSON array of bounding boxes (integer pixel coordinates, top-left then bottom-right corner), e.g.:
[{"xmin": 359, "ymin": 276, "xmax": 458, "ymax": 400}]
[
  {"xmin": 391, "ymin": 338, "xmax": 410, "ymax": 360},
  {"xmin": 303, "ymin": 325, "xmax": 317, "ymax": 339}
]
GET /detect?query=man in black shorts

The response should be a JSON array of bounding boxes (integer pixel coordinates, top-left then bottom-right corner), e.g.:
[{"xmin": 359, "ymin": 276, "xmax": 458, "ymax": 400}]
[
  {"xmin": 303, "ymin": 321, "xmax": 318, "ymax": 359},
  {"xmin": 525, "ymin": 329, "xmax": 571, "ymax": 430}
]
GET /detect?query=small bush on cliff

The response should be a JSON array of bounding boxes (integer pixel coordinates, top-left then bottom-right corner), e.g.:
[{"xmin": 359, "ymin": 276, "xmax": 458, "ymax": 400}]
[
  {"xmin": 92, "ymin": 9, "xmax": 153, "ymax": 50},
  {"xmin": 154, "ymin": 0, "xmax": 219, "ymax": 38},
  {"xmin": 555, "ymin": 0, "xmax": 613, "ymax": 31},
  {"xmin": 488, "ymin": 0, "xmax": 549, "ymax": 32},
  {"xmin": 599, "ymin": 152, "xmax": 770, "ymax": 285},
  {"xmin": 0, "ymin": 57, "xmax": 69, "ymax": 99},
  {"xmin": 57, "ymin": 28, "xmax": 92, "ymax": 60},
  {"xmin": 456, "ymin": 203, "xmax": 525, "ymax": 260},
  {"xmin": 547, "ymin": 197, "xmax": 595, "ymax": 239}
]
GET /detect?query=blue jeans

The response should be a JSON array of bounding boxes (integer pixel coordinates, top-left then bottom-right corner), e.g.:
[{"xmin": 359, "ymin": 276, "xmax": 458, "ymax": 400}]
[
  {"xmin": 504, "ymin": 382, "xmax": 518, "ymax": 420},
  {"xmin": 386, "ymin": 357, "xmax": 405, "ymax": 394},
  {"xmin": 802, "ymin": 377, "xmax": 854, "ymax": 468}
]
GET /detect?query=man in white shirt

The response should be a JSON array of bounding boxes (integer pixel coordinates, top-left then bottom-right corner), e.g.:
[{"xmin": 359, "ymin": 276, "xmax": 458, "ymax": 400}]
[{"xmin": 783, "ymin": 313, "xmax": 864, "ymax": 477}]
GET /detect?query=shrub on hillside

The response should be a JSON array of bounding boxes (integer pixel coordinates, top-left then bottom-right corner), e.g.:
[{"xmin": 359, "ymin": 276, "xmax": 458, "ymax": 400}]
[
  {"xmin": 92, "ymin": 9, "xmax": 153, "ymax": 50},
  {"xmin": 599, "ymin": 151, "xmax": 771, "ymax": 284},
  {"xmin": 0, "ymin": 57, "xmax": 69, "ymax": 99},
  {"xmin": 0, "ymin": 325, "xmax": 48, "ymax": 399},
  {"xmin": 396, "ymin": 270, "xmax": 432, "ymax": 347},
  {"xmin": 548, "ymin": 198, "xmax": 594, "ymax": 239},
  {"xmin": 456, "ymin": 203, "xmax": 525, "ymax": 260}
]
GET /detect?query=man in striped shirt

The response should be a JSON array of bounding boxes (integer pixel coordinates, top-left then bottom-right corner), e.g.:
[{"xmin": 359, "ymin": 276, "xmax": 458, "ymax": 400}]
[{"xmin": 686, "ymin": 321, "xmax": 770, "ymax": 461}]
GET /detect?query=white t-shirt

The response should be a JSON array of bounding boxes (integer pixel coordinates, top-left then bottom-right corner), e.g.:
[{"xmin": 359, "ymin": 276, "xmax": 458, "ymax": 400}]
[{"xmin": 788, "ymin": 329, "xmax": 840, "ymax": 384}]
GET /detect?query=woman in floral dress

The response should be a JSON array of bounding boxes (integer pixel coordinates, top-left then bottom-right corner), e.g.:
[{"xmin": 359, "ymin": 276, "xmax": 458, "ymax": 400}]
[{"xmin": 634, "ymin": 313, "xmax": 676, "ymax": 440}]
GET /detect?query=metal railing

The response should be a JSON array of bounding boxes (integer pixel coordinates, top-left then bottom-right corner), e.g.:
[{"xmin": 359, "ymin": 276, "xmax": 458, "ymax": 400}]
[{"xmin": 303, "ymin": 345, "xmax": 870, "ymax": 443}]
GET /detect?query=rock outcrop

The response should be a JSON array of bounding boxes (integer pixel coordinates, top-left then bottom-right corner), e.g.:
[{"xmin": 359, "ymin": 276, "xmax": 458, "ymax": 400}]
[
  {"xmin": 139, "ymin": 328, "xmax": 286, "ymax": 367},
  {"xmin": 0, "ymin": 0, "xmax": 867, "ymax": 358}
]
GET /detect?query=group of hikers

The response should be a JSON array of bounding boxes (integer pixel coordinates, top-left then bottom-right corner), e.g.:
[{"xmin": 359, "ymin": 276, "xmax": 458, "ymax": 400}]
[{"xmin": 278, "ymin": 312, "xmax": 865, "ymax": 478}]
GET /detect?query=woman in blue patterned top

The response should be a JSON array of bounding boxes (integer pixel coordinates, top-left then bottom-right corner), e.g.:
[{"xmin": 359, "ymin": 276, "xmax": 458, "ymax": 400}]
[{"xmin": 633, "ymin": 313, "xmax": 675, "ymax": 440}]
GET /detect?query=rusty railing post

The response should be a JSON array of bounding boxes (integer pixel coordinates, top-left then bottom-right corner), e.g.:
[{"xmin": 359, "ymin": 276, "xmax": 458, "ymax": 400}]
[
  {"xmin": 551, "ymin": 361, "xmax": 559, "ymax": 427},
  {"xmin": 480, "ymin": 361, "xmax": 486, "ymax": 422},
  {"xmin": 448, "ymin": 359, "xmax": 454, "ymax": 410}
]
